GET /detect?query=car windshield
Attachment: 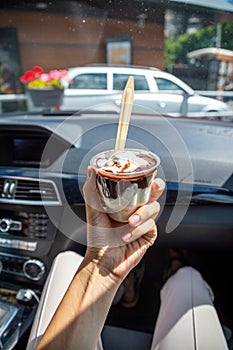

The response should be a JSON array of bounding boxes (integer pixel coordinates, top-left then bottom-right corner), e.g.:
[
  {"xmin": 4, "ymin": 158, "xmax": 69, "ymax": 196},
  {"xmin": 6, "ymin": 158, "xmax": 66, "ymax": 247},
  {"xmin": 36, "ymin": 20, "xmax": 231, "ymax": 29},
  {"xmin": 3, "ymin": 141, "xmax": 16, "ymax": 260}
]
[
  {"xmin": 1, "ymin": 3, "xmax": 233, "ymax": 349},
  {"xmin": 0, "ymin": 1, "xmax": 233, "ymax": 121}
]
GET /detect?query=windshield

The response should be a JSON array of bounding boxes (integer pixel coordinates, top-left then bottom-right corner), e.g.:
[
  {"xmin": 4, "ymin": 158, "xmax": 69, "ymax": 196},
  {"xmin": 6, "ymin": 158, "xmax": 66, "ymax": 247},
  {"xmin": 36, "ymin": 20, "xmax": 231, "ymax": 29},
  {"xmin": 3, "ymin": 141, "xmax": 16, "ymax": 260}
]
[{"xmin": 0, "ymin": 0, "xmax": 233, "ymax": 120}]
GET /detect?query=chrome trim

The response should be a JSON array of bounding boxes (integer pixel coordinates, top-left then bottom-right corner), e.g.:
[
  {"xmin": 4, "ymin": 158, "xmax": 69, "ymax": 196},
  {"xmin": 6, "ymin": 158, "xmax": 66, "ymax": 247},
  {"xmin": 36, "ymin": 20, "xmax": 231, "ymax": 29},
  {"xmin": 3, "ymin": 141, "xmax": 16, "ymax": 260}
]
[
  {"xmin": 0, "ymin": 199, "xmax": 61, "ymax": 206},
  {"xmin": 23, "ymin": 259, "xmax": 46, "ymax": 281}
]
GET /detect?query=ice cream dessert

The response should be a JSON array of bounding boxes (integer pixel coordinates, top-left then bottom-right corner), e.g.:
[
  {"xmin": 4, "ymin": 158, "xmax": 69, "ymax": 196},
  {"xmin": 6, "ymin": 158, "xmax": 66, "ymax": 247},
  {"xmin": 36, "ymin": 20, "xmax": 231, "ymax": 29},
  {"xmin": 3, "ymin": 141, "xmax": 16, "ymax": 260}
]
[
  {"xmin": 90, "ymin": 149, "xmax": 160, "ymax": 222},
  {"xmin": 96, "ymin": 150, "xmax": 156, "ymax": 176}
]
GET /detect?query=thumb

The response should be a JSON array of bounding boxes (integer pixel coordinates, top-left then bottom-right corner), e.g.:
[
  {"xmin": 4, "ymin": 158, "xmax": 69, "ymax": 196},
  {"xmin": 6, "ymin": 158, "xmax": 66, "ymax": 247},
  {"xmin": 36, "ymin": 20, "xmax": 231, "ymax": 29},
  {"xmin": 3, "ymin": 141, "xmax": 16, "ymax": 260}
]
[{"xmin": 83, "ymin": 166, "xmax": 103, "ymax": 212}]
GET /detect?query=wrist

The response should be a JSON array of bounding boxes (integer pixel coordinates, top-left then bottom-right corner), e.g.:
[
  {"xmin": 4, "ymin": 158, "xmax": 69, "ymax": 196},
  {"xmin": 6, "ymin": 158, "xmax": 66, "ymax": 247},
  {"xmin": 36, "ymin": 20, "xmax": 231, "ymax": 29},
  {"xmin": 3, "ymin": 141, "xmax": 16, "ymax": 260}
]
[{"xmin": 78, "ymin": 254, "xmax": 123, "ymax": 291}]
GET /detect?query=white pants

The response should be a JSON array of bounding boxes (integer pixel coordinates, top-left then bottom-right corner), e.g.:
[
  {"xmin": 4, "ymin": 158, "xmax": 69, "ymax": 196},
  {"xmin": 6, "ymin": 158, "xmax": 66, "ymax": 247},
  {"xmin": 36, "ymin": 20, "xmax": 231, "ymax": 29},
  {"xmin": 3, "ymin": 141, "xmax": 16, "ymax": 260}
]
[
  {"xmin": 26, "ymin": 252, "xmax": 228, "ymax": 350},
  {"xmin": 151, "ymin": 266, "xmax": 228, "ymax": 350}
]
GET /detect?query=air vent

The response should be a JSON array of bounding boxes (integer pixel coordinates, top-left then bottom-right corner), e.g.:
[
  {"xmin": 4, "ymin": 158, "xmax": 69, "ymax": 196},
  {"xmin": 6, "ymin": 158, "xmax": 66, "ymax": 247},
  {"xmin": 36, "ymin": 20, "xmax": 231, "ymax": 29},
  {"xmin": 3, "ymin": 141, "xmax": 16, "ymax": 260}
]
[
  {"xmin": 0, "ymin": 177, "xmax": 61, "ymax": 205},
  {"xmin": 15, "ymin": 179, "xmax": 58, "ymax": 201}
]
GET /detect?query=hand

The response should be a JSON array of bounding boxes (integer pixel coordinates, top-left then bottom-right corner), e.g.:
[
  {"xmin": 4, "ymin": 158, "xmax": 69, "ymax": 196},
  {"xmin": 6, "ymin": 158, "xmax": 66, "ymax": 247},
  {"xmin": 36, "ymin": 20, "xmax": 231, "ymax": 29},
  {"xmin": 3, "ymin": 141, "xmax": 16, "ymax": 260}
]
[{"xmin": 83, "ymin": 166, "xmax": 165, "ymax": 281}]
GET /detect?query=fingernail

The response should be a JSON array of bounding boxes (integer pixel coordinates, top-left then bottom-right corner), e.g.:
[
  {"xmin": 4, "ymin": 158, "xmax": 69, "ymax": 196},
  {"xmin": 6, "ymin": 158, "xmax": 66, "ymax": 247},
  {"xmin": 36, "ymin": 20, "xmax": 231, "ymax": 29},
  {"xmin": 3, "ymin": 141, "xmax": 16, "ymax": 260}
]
[
  {"xmin": 122, "ymin": 232, "xmax": 132, "ymax": 242},
  {"xmin": 129, "ymin": 214, "xmax": 140, "ymax": 226},
  {"xmin": 155, "ymin": 178, "xmax": 165, "ymax": 189}
]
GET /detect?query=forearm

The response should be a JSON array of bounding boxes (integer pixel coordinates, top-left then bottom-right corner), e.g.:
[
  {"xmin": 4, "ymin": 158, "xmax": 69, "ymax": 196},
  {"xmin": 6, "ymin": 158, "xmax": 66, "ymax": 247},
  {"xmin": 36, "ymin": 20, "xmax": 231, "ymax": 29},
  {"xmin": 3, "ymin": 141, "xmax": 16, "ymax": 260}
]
[{"xmin": 36, "ymin": 257, "xmax": 121, "ymax": 350}]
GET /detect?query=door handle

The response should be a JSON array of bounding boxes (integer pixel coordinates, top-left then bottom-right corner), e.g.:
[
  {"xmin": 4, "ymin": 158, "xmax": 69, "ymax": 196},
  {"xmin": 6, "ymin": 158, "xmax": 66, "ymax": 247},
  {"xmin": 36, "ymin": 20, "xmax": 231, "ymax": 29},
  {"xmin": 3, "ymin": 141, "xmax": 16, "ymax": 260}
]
[{"xmin": 159, "ymin": 102, "xmax": 166, "ymax": 108}]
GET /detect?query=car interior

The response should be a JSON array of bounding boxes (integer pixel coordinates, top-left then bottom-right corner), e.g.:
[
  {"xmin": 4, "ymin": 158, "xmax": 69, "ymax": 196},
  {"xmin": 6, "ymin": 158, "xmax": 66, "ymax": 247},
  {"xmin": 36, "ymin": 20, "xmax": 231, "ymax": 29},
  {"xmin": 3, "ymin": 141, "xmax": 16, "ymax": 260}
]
[
  {"xmin": 0, "ymin": 1, "xmax": 233, "ymax": 349},
  {"xmin": 0, "ymin": 112, "xmax": 232, "ymax": 350}
]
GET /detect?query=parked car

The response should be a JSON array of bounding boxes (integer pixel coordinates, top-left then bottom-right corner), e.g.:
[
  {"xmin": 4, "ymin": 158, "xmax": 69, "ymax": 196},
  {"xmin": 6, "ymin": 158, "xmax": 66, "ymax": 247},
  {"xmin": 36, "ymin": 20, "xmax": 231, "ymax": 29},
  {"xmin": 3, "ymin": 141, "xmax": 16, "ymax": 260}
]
[{"xmin": 61, "ymin": 65, "xmax": 229, "ymax": 117}]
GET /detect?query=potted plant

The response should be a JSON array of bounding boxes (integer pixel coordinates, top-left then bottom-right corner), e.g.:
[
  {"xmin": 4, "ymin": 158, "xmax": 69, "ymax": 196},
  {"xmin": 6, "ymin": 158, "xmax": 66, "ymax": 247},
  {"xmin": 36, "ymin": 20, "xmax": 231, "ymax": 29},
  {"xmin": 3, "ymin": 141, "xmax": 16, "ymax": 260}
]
[{"xmin": 20, "ymin": 65, "xmax": 69, "ymax": 108}]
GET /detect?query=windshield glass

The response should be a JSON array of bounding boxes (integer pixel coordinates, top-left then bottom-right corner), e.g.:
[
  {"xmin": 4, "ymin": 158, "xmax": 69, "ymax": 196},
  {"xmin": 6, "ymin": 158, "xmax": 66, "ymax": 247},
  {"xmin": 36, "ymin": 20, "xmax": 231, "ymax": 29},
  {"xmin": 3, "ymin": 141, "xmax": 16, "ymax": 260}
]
[{"xmin": 0, "ymin": 0, "xmax": 233, "ymax": 120}]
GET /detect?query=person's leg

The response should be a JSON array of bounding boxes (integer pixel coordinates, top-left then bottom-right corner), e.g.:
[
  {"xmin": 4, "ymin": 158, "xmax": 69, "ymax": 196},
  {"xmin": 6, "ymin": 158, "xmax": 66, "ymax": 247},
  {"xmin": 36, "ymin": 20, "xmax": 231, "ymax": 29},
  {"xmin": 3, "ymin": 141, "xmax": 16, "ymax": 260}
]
[{"xmin": 150, "ymin": 266, "xmax": 228, "ymax": 350}]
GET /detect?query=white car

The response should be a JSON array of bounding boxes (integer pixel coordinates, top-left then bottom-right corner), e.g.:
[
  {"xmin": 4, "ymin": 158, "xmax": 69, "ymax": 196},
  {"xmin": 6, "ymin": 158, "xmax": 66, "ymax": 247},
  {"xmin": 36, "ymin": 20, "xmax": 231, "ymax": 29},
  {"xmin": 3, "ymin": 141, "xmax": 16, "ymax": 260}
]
[{"xmin": 61, "ymin": 65, "xmax": 229, "ymax": 116}]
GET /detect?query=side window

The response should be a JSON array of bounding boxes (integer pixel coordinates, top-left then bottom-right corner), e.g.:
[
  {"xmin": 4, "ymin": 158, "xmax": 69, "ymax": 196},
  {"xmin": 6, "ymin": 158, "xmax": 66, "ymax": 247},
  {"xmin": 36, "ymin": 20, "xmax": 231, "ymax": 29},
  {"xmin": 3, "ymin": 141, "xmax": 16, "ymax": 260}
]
[
  {"xmin": 69, "ymin": 73, "xmax": 107, "ymax": 89},
  {"xmin": 155, "ymin": 77, "xmax": 183, "ymax": 91},
  {"xmin": 113, "ymin": 74, "xmax": 149, "ymax": 90}
]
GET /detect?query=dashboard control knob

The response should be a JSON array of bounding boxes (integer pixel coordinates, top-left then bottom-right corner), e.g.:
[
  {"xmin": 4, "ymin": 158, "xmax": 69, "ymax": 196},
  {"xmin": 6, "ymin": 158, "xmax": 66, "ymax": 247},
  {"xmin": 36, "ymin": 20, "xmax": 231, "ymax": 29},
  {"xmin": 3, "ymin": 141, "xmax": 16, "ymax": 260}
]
[
  {"xmin": 0, "ymin": 218, "xmax": 12, "ymax": 233},
  {"xmin": 23, "ymin": 259, "xmax": 46, "ymax": 281}
]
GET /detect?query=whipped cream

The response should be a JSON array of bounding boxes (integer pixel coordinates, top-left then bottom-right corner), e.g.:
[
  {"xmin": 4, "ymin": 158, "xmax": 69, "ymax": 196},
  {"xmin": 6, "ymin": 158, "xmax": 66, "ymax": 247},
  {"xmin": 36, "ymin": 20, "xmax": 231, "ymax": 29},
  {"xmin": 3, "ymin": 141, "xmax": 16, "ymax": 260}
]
[{"xmin": 96, "ymin": 150, "xmax": 154, "ymax": 174}]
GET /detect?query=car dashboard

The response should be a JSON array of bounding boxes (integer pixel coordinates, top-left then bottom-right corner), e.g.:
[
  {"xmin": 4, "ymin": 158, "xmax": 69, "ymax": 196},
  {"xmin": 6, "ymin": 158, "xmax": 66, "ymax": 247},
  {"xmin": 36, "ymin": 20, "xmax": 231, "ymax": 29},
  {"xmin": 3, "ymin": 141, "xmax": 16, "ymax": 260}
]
[{"xmin": 0, "ymin": 112, "xmax": 233, "ymax": 349}]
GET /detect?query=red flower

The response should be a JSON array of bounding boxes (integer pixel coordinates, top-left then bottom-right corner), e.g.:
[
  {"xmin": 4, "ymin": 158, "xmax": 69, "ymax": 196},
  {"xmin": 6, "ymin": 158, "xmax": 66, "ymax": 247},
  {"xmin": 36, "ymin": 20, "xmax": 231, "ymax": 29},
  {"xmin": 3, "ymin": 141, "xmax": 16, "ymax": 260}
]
[
  {"xmin": 20, "ymin": 70, "xmax": 36, "ymax": 83},
  {"xmin": 33, "ymin": 66, "xmax": 44, "ymax": 74}
]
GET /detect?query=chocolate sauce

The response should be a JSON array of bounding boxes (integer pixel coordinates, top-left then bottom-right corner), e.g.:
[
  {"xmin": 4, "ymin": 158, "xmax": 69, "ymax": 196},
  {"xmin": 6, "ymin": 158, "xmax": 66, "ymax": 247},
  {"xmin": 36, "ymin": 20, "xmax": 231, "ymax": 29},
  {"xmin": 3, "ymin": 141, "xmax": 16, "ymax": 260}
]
[{"xmin": 97, "ymin": 171, "xmax": 154, "ymax": 199}]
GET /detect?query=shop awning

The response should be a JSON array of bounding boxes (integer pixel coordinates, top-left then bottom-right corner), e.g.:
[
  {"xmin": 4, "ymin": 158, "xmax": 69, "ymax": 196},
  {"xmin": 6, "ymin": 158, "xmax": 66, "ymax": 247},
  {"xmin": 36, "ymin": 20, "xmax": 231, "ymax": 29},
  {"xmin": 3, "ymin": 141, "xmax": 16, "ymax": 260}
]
[
  {"xmin": 187, "ymin": 47, "xmax": 233, "ymax": 62},
  {"xmin": 167, "ymin": 0, "xmax": 233, "ymax": 12}
]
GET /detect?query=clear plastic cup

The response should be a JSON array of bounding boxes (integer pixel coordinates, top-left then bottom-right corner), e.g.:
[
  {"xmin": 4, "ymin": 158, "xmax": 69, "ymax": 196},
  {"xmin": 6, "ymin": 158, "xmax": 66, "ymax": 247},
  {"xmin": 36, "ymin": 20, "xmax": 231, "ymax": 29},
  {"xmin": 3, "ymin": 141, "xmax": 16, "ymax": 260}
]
[{"xmin": 90, "ymin": 148, "xmax": 160, "ymax": 222}]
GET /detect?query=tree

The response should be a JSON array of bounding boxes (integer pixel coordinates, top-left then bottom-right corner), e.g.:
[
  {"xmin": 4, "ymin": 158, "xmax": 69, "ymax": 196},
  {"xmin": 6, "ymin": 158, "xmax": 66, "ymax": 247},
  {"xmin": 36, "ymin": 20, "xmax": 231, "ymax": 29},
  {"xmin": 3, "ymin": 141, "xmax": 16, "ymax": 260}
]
[{"xmin": 165, "ymin": 22, "xmax": 233, "ymax": 68}]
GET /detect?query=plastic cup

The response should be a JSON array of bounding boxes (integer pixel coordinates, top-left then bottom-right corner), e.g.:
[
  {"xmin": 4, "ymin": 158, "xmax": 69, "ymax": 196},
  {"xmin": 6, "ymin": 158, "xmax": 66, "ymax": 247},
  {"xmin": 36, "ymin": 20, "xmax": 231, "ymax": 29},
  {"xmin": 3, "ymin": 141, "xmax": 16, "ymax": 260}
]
[{"xmin": 90, "ymin": 148, "xmax": 160, "ymax": 222}]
